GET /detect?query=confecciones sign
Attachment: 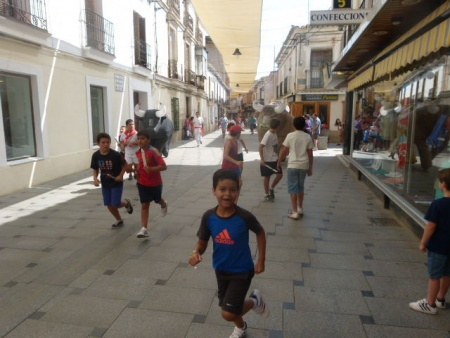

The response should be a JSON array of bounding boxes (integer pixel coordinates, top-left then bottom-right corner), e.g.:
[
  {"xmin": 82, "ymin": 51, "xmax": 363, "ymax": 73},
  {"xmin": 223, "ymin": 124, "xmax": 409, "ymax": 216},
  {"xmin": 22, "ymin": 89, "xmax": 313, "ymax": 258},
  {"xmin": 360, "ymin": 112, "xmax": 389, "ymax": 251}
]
[{"xmin": 310, "ymin": 9, "xmax": 371, "ymax": 25}]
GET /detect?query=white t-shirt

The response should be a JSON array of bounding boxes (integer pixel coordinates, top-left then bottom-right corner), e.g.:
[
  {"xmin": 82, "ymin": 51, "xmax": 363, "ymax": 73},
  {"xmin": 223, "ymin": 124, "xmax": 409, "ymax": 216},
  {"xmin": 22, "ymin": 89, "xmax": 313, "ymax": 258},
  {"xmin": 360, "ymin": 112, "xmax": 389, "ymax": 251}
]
[
  {"xmin": 193, "ymin": 116, "xmax": 204, "ymax": 128},
  {"xmin": 282, "ymin": 130, "xmax": 314, "ymax": 170},
  {"xmin": 119, "ymin": 132, "xmax": 139, "ymax": 156},
  {"xmin": 260, "ymin": 130, "xmax": 279, "ymax": 162}
]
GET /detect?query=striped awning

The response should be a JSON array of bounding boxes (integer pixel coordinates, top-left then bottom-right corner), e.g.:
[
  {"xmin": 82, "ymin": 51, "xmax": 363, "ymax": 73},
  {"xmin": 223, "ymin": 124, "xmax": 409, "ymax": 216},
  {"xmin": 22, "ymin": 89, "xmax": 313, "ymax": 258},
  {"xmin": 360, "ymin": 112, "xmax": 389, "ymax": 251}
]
[
  {"xmin": 373, "ymin": 2, "xmax": 450, "ymax": 81},
  {"xmin": 348, "ymin": 66, "xmax": 374, "ymax": 91}
]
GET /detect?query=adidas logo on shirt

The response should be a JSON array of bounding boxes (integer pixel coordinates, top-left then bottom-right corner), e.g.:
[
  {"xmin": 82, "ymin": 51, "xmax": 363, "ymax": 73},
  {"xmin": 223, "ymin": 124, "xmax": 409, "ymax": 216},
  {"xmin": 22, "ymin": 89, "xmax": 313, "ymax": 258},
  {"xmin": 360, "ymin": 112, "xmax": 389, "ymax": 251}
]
[{"xmin": 215, "ymin": 229, "xmax": 235, "ymax": 245}]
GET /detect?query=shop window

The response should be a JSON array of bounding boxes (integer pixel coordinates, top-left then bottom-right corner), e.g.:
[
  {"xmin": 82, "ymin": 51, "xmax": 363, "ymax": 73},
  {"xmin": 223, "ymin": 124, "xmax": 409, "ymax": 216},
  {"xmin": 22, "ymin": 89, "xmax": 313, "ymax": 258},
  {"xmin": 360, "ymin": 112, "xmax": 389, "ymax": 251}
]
[
  {"xmin": 1, "ymin": 73, "xmax": 36, "ymax": 161},
  {"xmin": 90, "ymin": 85, "xmax": 105, "ymax": 145}
]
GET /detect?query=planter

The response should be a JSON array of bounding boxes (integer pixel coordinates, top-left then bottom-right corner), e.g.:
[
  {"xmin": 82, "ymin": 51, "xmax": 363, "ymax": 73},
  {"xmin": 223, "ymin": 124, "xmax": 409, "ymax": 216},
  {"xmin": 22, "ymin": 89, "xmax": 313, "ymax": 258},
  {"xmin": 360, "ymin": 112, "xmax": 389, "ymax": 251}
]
[{"xmin": 318, "ymin": 136, "xmax": 328, "ymax": 150}]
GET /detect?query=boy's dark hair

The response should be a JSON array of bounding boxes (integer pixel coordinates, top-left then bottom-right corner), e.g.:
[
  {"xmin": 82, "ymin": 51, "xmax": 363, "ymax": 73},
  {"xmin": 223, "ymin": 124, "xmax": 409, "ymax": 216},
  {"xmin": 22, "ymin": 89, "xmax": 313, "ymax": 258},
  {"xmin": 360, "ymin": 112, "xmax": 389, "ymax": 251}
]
[
  {"xmin": 438, "ymin": 168, "xmax": 450, "ymax": 188},
  {"xmin": 137, "ymin": 129, "xmax": 151, "ymax": 140},
  {"xmin": 293, "ymin": 116, "xmax": 306, "ymax": 130},
  {"xmin": 213, "ymin": 169, "xmax": 240, "ymax": 189},
  {"xmin": 126, "ymin": 119, "xmax": 134, "ymax": 126},
  {"xmin": 96, "ymin": 132, "xmax": 111, "ymax": 143},
  {"xmin": 227, "ymin": 121, "xmax": 235, "ymax": 130},
  {"xmin": 270, "ymin": 118, "xmax": 281, "ymax": 129}
]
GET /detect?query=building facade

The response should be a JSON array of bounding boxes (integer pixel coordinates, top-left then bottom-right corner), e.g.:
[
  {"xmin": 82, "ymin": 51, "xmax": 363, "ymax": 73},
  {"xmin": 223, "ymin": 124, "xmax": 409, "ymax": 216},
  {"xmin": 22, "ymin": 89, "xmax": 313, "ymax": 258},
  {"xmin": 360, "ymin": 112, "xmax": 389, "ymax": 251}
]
[{"xmin": 0, "ymin": 0, "xmax": 225, "ymax": 195}]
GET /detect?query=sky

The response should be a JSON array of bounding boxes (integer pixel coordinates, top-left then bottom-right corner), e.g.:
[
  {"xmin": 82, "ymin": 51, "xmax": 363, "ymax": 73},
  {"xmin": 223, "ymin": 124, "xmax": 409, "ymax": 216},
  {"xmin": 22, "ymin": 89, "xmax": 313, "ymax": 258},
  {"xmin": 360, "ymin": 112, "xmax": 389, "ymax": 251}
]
[{"xmin": 256, "ymin": 0, "xmax": 332, "ymax": 79}]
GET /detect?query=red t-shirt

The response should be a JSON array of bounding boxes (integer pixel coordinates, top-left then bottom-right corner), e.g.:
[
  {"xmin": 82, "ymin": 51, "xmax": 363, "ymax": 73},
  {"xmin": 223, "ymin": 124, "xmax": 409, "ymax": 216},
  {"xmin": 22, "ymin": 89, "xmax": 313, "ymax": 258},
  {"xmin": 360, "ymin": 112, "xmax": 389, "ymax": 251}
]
[{"xmin": 136, "ymin": 146, "xmax": 165, "ymax": 187}]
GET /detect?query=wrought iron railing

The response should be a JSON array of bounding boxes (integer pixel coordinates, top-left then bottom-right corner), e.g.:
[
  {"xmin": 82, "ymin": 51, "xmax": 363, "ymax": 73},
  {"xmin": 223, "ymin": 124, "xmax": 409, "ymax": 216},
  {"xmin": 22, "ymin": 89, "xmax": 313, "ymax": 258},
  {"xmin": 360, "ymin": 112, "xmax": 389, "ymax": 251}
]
[
  {"xmin": 168, "ymin": 0, "xmax": 180, "ymax": 17},
  {"xmin": 196, "ymin": 75, "xmax": 205, "ymax": 90},
  {"xmin": 134, "ymin": 37, "xmax": 151, "ymax": 69},
  {"xmin": 82, "ymin": 9, "xmax": 115, "ymax": 55},
  {"xmin": 184, "ymin": 12, "xmax": 193, "ymax": 32},
  {"xmin": 0, "ymin": 0, "xmax": 47, "ymax": 30},
  {"xmin": 168, "ymin": 59, "xmax": 178, "ymax": 79},
  {"xmin": 185, "ymin": 69, "xmax": 196, "ymax": 85}
]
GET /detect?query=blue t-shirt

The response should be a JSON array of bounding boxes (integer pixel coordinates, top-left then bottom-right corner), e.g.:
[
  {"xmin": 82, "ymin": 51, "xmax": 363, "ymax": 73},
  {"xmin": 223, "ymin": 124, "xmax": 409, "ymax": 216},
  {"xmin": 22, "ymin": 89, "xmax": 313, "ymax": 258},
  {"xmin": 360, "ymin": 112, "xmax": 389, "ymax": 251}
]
[
  {"xmin": 424, "ymin": 197, "xmax": 450, "ymax": 255},
  {"xmin": 197, "ymin": 206, "xmax": 264, "ymax": 272}
]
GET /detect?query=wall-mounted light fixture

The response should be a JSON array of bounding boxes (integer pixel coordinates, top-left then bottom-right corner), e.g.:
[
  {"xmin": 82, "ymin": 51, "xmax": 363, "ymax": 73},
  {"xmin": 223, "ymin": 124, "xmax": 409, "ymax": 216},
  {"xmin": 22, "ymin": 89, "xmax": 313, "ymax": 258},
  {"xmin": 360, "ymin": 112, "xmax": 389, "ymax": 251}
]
[
  {"xmin": 233, "ymin": 48, "xmax": 242, "ymax": 56},
  {"xmin": 391, "ymin": 17, "xmax": 402, "ymax": 25}
]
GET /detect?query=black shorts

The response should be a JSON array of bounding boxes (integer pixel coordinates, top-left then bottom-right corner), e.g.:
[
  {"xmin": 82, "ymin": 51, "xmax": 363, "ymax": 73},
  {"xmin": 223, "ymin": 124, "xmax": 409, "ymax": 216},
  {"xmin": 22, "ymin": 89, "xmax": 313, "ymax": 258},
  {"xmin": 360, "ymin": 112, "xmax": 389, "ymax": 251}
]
[
  {"xmin": 137, "ymin": 183, "xmax": 162, "ymax": 204},
  {"xmin": 215, "ymin": 270, "xmax": 254, "ymax": 315},
  {"xmin": 260, "ymin": 161, "xmax": 282, "ymax": 177},
  {"xmin": 237, "ymin": 153, "xmax": 244, "ymax": 161}
]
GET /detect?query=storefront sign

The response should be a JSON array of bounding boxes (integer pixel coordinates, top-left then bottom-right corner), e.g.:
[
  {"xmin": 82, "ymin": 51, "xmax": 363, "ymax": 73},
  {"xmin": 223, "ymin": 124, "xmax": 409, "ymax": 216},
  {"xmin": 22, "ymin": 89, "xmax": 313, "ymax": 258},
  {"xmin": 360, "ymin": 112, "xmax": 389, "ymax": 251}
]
[
  {"xmin": 301, "ymin": 94, "xmax": 338, "ymax": 101},
  {"xmin": 310, "ymin": 9, "xmax": 371, "ymax": 25}
]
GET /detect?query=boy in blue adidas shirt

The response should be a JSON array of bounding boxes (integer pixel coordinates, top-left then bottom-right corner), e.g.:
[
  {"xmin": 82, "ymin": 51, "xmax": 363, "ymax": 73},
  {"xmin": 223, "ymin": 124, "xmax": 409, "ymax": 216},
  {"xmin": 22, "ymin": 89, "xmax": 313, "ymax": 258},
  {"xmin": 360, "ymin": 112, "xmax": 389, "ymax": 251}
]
[{"xmin": 189, "ymin": 169, "xmax": 268, "ymax": 338}]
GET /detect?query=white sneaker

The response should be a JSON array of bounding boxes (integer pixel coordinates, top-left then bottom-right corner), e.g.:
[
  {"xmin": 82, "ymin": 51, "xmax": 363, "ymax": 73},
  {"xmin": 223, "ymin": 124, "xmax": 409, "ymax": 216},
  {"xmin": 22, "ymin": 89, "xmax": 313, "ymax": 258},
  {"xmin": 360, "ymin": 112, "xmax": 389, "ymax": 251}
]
[
  {"xmin": 436, "ymin": 298, "xmax": 446, "ymax": 309},
  {"xmin": 229, "ymin": 322, "xmax": 247, "ymax": 338},
  {"xmin": 298, "ymin": 207, "xmax": 303, "ymax": 215},
  {"xmin": 409, "ymin": 299, "xmax": 437, "ymax": 314},
  {"xmin": 137, "ymin": 227, "xmax": 149, "ymax": 238},
  {"xmin": 250, "ymin": 289, "xmax": 270, "ymax": 318},
  {"xmin": 161, "ymin": 201, "xmax": 168, "ymax": 217},
  {"xmin": 288, "ymin": 211, "xmax": 299, "ymax": 220}
]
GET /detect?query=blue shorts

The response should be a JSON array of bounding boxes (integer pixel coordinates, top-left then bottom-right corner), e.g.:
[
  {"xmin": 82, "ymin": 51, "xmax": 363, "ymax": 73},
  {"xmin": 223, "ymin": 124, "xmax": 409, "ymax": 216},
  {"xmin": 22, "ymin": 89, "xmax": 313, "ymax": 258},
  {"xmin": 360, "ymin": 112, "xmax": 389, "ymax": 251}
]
[
  {"xmin": 428, "ymin": 251, "xmax": 450, "ymax": 279},
  {"xmin": 287, "ymin": 168, "xmax": 308, "ymax": 194},
  {"xmin": 137, "ymin": 183, "xmax": 163, "ymax": 204},
  {"xmin": 102, "ymin": 185, "xmax": 123, "ymax": 207}
]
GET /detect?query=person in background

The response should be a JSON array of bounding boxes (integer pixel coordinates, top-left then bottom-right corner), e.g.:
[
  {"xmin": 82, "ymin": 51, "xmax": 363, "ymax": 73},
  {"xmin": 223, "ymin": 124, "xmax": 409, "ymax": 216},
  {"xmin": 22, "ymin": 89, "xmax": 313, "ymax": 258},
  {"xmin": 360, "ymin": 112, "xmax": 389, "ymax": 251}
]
[
  {"xmin": 334, "ymin": 118, "xmax": 344, "ymax": 146},
  {"xmin": 249, "ymin": 114, "xmax": 257, "ymax": 135},
  {"xmin": 409, "ymin": 168, "xmax": 450, "ymax": 315},
  {"xmin": 120, "ymin": 119, "xmax": 139, "ymax": 180},
  {"xmin": 193, "ymin": 112, "xmax": 204, "ymax": 147},
  {"xmin": 219, "ymin": 113, "xmax": 229, "ymax": 138},
  {"xmin": 310, "ymin": 113, "xmax": 321, "ymax": 151}
]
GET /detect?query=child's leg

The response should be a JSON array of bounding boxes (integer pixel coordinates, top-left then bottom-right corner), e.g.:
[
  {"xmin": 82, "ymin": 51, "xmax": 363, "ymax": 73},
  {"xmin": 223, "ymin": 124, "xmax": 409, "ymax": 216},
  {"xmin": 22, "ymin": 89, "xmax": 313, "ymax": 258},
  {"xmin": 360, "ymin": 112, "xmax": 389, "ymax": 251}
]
[
  {"xmin": 271, "ymin": 173, "xmax": 283, "ymax": 189},
  {"xmin": 141, "ymin": 202, "xmax": 150, "ymax": 228},
  {"xmin": 107, "ymin": 205, "xmax": 122, "ymax": 221},
  {"xmin": 156, "ymin": 198, "xmax": 167, "ymax": 209},
  {"xmin": 222, "ymin": 298, "xmax": 254, "ymax": 328},
  {"xmin": 290, "ymin": 193, "xmax": 298, "ymax": 212},
  {"xmin": 427, "ymin": 278, "xmax": 440, "ymax": 306},
  {"xmin": 263, "ymin": 176, "xmax": 270, "ymax": 195},
  {"xmin": 298, "ymin": 192, "xmax": 305, "ymax": 209},
  {"xmin": 437, "ymin": 276, "xmax": 450, "ymax": 300}
]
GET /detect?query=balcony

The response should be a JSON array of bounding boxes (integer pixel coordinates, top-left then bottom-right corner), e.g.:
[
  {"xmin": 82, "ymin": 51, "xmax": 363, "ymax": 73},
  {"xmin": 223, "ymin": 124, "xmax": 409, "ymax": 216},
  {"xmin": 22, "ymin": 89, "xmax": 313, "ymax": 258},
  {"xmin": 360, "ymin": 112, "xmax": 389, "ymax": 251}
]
[
  {"xmin": 81, "ymin": 9, "xmax": 115, "ymax": 63},
  {"xmin": 0, "ymin": 0, "xmax": 50, "ymax": 44},
  {"xmin": 196, "ymin": 75, "xmax": 205, "ymax": 90},
  {"xmin": 134, "ymin": 37, "xmax": 151, "ymax": 69},
  {"xmin": 168, "ymin": 0, "xmax": 180, "ymax": 17},
  {"xmin": 185, "ymin": 69, "xmax": 196, "ymax": 86},
  {"xmin": 168, "ymin": 59, "xmax": 178, "ymax": 79},
  {"xmin": 184, "ymin": 12, "xmax": 193, "ymax": 33},
  {"xmin": 0, "ymin": 0, "xmax": 47, "ymax": 30}
]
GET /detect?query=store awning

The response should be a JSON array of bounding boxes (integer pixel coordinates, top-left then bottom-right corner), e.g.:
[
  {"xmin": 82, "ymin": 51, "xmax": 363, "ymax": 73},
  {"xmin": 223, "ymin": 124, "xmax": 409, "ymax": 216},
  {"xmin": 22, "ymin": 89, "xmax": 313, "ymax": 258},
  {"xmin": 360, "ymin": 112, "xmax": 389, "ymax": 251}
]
[
  {"xmin": 348, "ymin": 66, "xmax": 374, "ymax": 91},
  {"xmin": 373, "ymin": 2, "xmax": 450, "ymax": 81}
]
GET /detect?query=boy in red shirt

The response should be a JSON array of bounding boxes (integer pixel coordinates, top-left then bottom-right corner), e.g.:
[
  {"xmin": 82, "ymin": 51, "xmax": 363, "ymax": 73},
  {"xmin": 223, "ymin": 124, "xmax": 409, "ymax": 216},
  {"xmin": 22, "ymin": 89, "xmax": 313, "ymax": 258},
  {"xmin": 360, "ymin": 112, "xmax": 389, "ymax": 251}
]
[{"xmin": 132, "ymin": 130, "xmax": 168, "ymax": 238}]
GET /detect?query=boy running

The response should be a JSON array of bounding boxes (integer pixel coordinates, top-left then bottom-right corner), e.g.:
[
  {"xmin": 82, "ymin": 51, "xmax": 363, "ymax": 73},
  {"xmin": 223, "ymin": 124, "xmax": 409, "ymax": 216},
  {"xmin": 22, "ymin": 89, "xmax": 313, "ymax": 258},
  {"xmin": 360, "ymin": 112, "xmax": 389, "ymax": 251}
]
[
  {"xmin": 90, "ymin": 133, "xmax": 133, "ymax": 229},
  {"xmin": 132, "ymin": 129, "xmax": 168, "ymax": 238},
  {"xmin": 259, "ymin": 118, "xmax": 283, "ymax": 202},
  {"xmin": 189, "ymin": 169, "xmax": 269, "ymax": 338}
]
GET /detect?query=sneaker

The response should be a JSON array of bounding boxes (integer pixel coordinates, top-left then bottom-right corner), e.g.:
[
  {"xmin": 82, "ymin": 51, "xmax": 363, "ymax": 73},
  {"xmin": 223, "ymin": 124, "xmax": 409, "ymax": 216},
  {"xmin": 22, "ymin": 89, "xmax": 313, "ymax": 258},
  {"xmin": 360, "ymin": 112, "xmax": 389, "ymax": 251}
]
[
  {"xmin": 288, "ymin": 211, "xmax": 299, "ymax": 220},
  {"xmin": 125, "ymin": 199, "xmax": 133, "ymax": 214},
  {"xmin": 298, "ymin": 207, "xmax": 303, "ymax": 216},
  {"xmin": 436, "ymin": 298, "xmax": 446, "ymax": 309},
  {"xmin": 161, "ymin": 201, "xmax": 168, "ymax": 217},
  {"xmin": 264, "ymin": 194, "xmax": 272, "ymax": 202},
  {"xmin": 229, "ymin": 322, "xmax": 247, "ymax": 338},
  {"xmin": 269, "ymin": 189, "xmax": 275, "ymax": 200},
  {"xmin": 250, "ymin": 289, "xmax": 270, "ymax": 318},
  {"xmin": 111, "ymin": 220, "xmax": 124, "ymax": 229},
  {"xmin": 137, "ymin": 227, "xmax": 149, "ymax": 238},
  {"xmin": 409, "ymin": 299, "xmax": 437, "ymax": 314}
]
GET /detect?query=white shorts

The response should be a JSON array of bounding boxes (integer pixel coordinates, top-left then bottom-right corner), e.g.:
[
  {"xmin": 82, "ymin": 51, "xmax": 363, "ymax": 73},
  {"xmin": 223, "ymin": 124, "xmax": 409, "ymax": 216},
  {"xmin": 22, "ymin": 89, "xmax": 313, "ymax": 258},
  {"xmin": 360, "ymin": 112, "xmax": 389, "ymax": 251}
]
[{"xmin": 125, "ymin": 152, "xmax": 139, "ymax": 164}]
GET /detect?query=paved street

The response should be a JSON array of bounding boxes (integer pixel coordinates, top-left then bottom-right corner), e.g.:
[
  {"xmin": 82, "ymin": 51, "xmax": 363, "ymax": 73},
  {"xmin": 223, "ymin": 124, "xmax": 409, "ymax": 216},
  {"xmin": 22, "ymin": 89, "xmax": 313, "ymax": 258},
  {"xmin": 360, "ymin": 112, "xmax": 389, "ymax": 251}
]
[{"xmin": 1, "ymin": 129, "xmax": 449, "ymax": 338}]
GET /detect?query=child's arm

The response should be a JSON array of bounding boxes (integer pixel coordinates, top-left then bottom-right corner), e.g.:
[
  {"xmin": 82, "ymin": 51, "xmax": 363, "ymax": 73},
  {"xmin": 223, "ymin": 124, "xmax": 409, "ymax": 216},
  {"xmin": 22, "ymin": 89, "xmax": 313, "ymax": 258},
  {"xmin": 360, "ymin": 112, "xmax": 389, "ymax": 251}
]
[
  {"xmin": 144, "ymin": 163, "xmax": 167, "ymax": 173},
  {"xmin": 419, "ymin": 221, "xmax": 437, "ymax": 252},
  {"xmin": 92, "ymin": 169, "xmax": 100, "ymax": 186},
  {"xmin": 254, "ymin": 231, "xmax": 267, "ymax": 274},
  {"xmin": 240, "ymin": 139, "xmax": 248, "ymax": 153},
  {"xmin": 189, "ymin": 239, "xmax": 208, "ymax": 266},
  {"xmin": 277, "ymin": 145, "xmax": 289, "ymax": 169},
  {"xmin": 259, "ymin": 144, "xmax": 265, "ymax": 165}
]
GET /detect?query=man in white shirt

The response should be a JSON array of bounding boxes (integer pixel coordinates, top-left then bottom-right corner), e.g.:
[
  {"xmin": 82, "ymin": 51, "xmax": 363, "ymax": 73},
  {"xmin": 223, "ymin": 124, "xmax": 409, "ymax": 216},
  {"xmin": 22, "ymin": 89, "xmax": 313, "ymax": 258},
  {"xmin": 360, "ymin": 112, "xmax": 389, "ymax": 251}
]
[{"xmin": 193, "ymin": 112, "xmax": 204, "ymax": 147}]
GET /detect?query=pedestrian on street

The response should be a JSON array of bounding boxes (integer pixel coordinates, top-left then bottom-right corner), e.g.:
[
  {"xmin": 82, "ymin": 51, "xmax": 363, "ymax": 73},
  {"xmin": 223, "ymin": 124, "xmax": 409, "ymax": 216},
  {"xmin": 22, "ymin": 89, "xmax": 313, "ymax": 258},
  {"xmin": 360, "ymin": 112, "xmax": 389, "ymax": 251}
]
[
  {"xmin": 310, "ymin": 113, "xmax": 321, "ymax": 151},
  {"xmin": 120, "ymin": 119, "xmax": 139, "ymax": 180},
  {"xmin": 90, "ymin": 132, "xmax": 133, "ymax": 229},
  {"xmin": 222, "ymin": 125, "xmax": 244, "ymax": 198},
  {"xmin": 259, "ymin": 118, "xmax": 283, "ymax": 202},
  {"xmin": 219, "ymin": 113, "xmax": 229, "ymax": 138},
  {"xmin": 193, "ymin": 112, "xmax": 204, "ymax": 146},
  {"xmin": 188, "ymin": 169, "xmax": 269, "ymax": 338},
  {"xmin": 277, "ymin": 116, "xmax": 314, "ymax": 220},
  {"xmin": 409, "ymin": 168, "xmax": 450, "ymax": 315},
  {"xmin": 132, "ymin": 129, "xmax": 168, "ymax": 239}
]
